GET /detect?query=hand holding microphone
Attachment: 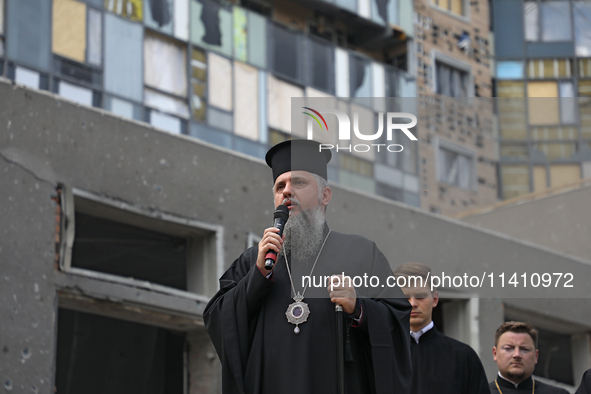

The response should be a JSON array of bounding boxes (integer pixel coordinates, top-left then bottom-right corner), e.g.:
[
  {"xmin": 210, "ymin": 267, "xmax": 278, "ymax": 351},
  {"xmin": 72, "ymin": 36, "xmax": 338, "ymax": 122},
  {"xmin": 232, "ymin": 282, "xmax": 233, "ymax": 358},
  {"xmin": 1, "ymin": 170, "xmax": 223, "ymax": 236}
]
[{"xmin": 257, "ymin": 205, "xmax": 289, "ymax": 272}]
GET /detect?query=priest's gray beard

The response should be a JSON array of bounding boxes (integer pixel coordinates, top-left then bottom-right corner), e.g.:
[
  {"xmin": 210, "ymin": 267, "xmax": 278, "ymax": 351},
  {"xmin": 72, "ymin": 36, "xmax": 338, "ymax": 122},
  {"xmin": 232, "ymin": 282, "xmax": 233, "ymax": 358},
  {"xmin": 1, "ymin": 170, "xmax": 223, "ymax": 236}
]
[{"xmin": 282, "ymin": 204, "xmax": 325, "ymax": 263}]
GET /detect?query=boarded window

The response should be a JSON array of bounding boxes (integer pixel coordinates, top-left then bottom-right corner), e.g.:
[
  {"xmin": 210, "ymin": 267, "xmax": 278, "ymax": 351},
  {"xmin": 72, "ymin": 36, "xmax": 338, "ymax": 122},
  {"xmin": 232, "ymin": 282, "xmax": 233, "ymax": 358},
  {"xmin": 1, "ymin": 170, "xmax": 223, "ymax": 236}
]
[
  {"xmin": 501, "ymin": 165, "xmax": 529, "ymax": 199},
  {"xmin": 144, "ymin": 0, "xmax": 173, "ymax": 35},
  {"xmin": 104, "ymin": 14, "xmax": 143, "ymax": 102},
  {"xmin": 191, "ymin": 47, "xmax": 207, "ymax": 121},
  {"xmin": 207, "ymin": 52, "xmax": 233, "ymax": 111},
  {"xmin": 234, "ymin": 61, "xmax": 259, "ymax": 140},
  {"xmin": 56, "ymin": 309, "xmax": 184, "ymax": 394},
  {"xmin": 534, "ymin": 142, "xmax": 576, "ymax": 160},
  {"xmin": 526, "ymin": 59, "xmax": 572, "ymax": 79},
  {"xmin": 267, "ymin": 75, "xmax": 304, "ymax": 133},
  {"xmin": 190, "ymin": 0, "xmax": 232, "ymax": 56},
  {"xmin": 527, "ymin": 82, "xmax": 559, "ymax": 125},
  {"xmin": 532, "ymin": 166, "xmax": 547, "ymax": 192},
  {"xmin": 6, "ymin": 0, "xmax": 51, "ymax": 71},
  {"xmin": 104, "ymin": 0, "xmax": 143, "ymax": 22},
  {"xmin": 53, "ymin": 0, "xmax": 87, "ymax": 63},
  {"xmin": 433, "ymin": 0, "xmax": 464, "ymax": 16},
  {"xmin": 269, "ymin": 23, "xmax": 302, "ymax": 82},
  {"xmin": 144, "ymin": 33, "xmax": 187, "ymax": 98}
]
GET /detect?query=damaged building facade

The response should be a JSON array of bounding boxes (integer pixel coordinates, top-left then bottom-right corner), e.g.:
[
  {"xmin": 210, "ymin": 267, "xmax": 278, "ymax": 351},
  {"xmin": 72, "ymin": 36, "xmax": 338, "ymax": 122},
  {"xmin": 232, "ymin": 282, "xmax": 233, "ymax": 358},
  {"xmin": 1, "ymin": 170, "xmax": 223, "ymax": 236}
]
[
  {"xmin": 413, "ymin": 0, "xmax": 498, "ymax": 216},
  {"xmin": 492, "ymin": 0, "xmax": 591, "ymax": 200},
  {"xmin": 2, "ymin": 0, "xmax": 591, "ymax": 393},
  {"xmin": 4, "ymin": 80, "xmax": 591, "ymax": 393}
]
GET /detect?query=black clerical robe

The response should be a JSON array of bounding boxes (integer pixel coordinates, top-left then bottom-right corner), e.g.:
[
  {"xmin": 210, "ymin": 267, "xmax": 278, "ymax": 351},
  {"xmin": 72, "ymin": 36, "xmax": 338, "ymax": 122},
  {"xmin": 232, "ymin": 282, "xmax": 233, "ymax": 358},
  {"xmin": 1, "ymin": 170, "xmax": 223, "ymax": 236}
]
[
  {"xmin": 576, "ymin": 369, "xmax": 591, "ymax": 394},
  {"xmin": 409, "ymin": 326, "xmax": 489, "ymax": 394},
  {"xmin": 490, "ymin": 376, "xmax": 570, "ymax": 394},
  {"xmin": 203, "ymin": 228, "xmax": 412, "ymax": 394}
]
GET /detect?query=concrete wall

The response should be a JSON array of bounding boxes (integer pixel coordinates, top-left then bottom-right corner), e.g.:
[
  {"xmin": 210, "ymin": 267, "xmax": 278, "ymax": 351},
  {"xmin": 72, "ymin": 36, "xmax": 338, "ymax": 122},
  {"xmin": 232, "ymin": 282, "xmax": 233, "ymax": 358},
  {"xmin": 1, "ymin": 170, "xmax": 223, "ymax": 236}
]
[
  {"xmin": 2, "ymin": 79, "xmax": 591, "ymax": 390},
  {"xmin": 461, "ymin": 185, "xmax": 591, "ymax": 262}
]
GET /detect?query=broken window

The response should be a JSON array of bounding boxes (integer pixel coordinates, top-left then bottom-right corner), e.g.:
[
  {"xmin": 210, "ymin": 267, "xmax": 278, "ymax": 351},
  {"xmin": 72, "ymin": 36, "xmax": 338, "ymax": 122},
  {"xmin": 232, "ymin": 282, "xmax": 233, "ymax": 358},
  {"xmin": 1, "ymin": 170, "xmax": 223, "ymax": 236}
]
[
  {"xmin": 349, "ymin": 54, "xmax": 372, "ymax": 97},
  {"xmin": 371, "ymin": 0, "xmax": 396, "ymax": 25},
  {"xmin": 435, "ymin": 60, "xmax": 469, "ymax": 98},
  {"xmin": 524, "ymin": 0, "xmax": 572, "ymax": 42},
  {"xmin": 438, "ymin": 145, "xmax": 474, "ymax": 190},
  {"xmin": 534, "ymin": 328, "xmax": 575, "ymax": 385},
  {"xmin": 56, "ymin": 309, "xmax": 185, "ymax": 394},
  {"xmin": 191, "ymin": 47, "xmax": 207, "ymax": 121},
  {"xmin": 190, "ymin": 0, "xmax": 232, "ymax": 56},
  {"xmin": 72, "ymin": 212, "xmax": 188, "ymax": 289},
  {"xmin": 144, "ymin": 0, "xmax": 173, "ymax": 34},
  {"xmin": 104, "ymin": 0, "xmax": 143, "ymax": 22},
  {"xmin": 307, "ymin": 37, "xmax": 334, "ymax": 94},
  {"xmin": 269, "ymin": 23, "xmax": 302, "ymax": 83},
  {"xmin": 574, "ymin": 2, "xmax": 591, "ymax": 56},
  {"xmin": 104, "ymin": 14, "xmax": 143, "ymax": 102},
  {"xmin": 6, "ymin": 0, "xmax": 51, "ymax": 71},
  {"xmin": 144, "ymin": 33, "xmax": 187, "ymax": 98}
]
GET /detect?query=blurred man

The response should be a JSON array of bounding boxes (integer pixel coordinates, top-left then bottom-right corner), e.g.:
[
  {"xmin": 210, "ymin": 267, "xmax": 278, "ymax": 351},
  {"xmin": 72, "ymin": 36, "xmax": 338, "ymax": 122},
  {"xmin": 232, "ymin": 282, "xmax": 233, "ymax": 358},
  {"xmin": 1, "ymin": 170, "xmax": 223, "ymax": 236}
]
[
  {"xmin": 204, "ymin": 140, "xmax": 412, "ymax": 394},
  {"xmin": 394, "ymin": 262, "xmax": 489, "ymax": 394},
  {"xmin": 575, "ymin": 369, "xmax": 591, "ymax": 394},
  {"xmin": 490, "ymin": 322, "xmax": 569, "ymax": 393}
]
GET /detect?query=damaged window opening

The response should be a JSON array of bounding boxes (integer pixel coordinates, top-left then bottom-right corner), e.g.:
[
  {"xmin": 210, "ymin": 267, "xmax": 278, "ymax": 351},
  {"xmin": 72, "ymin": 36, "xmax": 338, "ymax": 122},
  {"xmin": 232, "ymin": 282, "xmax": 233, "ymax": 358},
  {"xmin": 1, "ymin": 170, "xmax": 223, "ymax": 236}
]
[
  {"xmin": 350, "ymin": 54, "xmax": 371, "ymax": 97},
  {"xmin": 71, "ymin": 212, "xmax": 188, "ymax": 290},
  {"xmin": 269, "ymin": 23, "xmax": 301, "ymax": 82},
  {"xmin": 307, "ymin": 37, "xmax": 334, "ymax": 94},
  {"xmin": 435, "ymin": 60, "xmax": 469, "ymax": 98},
  {"xmin": 145, "ymin": 0, "xmax": 172, "ymax": 29},
  {"xmin": 56, "ymin": 308, "xmax": 184, "ymax": 394},
  {"xmin": 191, "ymin": 0, "xmax": 232, "ymax": 55}
]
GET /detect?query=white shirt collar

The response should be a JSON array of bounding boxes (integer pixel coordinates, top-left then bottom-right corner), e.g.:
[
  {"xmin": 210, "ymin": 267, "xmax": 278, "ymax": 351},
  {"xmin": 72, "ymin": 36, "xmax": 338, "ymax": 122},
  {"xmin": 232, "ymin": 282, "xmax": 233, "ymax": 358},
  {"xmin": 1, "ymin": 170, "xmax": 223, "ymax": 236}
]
[
  {"xmin": 498, "ymin": 372, "xmax": 520, "ymax": 388},
  {"xmin": 410, "ymin": 321, "xmax": 434, "ymax": 344}
]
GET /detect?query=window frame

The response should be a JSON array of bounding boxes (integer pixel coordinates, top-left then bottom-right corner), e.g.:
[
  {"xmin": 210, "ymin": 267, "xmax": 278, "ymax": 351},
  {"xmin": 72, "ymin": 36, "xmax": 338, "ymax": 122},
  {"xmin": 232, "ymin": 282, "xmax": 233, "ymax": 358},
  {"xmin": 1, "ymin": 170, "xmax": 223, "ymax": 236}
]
[
  {"xmin": 435, "ymin": 137, "xmax": 477, "ymax": 191},
  {"xmin": 432, "ymin": 50, "xmax": 474, "ymax": 98}
]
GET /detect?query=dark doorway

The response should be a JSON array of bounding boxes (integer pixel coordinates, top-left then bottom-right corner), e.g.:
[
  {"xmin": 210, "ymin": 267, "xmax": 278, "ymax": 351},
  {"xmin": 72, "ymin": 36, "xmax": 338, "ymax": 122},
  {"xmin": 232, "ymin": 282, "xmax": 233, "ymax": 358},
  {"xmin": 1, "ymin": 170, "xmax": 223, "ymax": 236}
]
[{"xmin": 55, "ymin": 309, "xmax": 185, "ymax": 394}]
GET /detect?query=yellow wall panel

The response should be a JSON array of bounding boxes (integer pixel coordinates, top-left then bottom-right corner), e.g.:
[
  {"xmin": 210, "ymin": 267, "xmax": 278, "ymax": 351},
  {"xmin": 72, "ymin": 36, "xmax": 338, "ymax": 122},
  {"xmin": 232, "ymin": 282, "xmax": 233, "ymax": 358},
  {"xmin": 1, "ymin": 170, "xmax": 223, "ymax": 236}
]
[
  {"xmin": 550, "ymin": 165, "xmax": 581, "ymax": 188},
  {"xmin": 533, "ymin": 166, "xmax": 547, "ymax": 193},
  {"xmin": 53, "ymin": 0, "xmax": 87, "ymax": 63},
  {"xmin": 450, "ymin": 0, "xmax": 462, "ymax": 15},
  {"xmin": 528, "ymin": 82, "xmax": 559, "ymax": 125}
]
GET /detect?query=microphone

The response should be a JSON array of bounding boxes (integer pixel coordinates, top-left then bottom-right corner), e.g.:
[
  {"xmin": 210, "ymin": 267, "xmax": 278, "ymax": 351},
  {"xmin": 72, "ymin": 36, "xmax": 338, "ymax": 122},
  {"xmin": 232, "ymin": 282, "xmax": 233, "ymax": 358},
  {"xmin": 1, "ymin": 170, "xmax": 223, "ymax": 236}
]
[{"xmin": 264, "ymin": 204, "xmax": 289, "ymax": 270}]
